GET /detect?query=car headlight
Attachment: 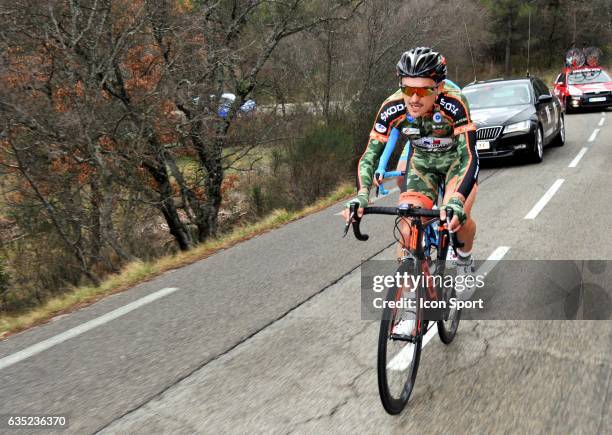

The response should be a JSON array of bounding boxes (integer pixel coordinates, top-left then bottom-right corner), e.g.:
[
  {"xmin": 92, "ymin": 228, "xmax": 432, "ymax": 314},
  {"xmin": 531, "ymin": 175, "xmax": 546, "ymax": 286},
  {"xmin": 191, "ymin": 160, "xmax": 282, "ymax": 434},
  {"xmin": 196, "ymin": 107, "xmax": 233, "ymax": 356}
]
[
  {"xmin": 568, "ymin": 86, "xmax": 582, "ymax": 96},
  {"xmin": 503, "ymin": 120, "xmax": 531, "ymax": 134}
]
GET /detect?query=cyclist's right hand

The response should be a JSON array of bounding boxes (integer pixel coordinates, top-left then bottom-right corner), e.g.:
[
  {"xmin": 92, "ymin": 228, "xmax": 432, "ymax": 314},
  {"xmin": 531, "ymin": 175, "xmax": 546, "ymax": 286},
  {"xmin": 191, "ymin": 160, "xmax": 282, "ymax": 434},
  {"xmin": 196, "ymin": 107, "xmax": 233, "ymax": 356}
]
[
  {"xmin": 342, "ymin": 198, "xmax": 367, "ymax": 222},
  {"xmin": 373, "ymin": 171, "xmax": 383, "ymax": 187}
]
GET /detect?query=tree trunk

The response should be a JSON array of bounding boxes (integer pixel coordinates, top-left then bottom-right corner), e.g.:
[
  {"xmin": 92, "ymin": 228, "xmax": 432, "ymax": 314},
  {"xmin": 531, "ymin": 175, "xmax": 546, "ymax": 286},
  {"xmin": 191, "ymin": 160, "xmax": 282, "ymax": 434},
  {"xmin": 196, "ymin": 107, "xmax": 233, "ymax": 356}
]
[
  {"xmin": 504, "ymin": 12, "xmax": 513, "ymax": 76},
  {"xmin": 323, "ymin": 26, "xmax": 333, "ymax": 125},
  {"xmin": 142, "ymin": 153, "xmax": 193, "ymax": 251},
  {"xmin": 199, "ymin": 132, "xmax": 224, "ymax": 241},
  {"xmin": 100, "ymin": 185, "xmax": 133, "ymax": 264},
  {"xmin": 546, "ymin": 6, "xmax": 559, "ymax": 68},
  {"xmin": 90, "ymin": 179, "xmax": 103, "ymax": 259},
  {"xmin": 571, "ymin": 5, "xmax": 577, "ymax": 47}
]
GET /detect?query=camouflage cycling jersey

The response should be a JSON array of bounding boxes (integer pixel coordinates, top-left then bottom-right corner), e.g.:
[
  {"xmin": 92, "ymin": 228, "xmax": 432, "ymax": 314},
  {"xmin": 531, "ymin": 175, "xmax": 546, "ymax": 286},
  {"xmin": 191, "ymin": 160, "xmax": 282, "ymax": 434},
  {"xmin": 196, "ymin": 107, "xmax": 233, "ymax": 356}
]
[{"xmin": 352, "ymin": 82, "xmax": 479, "ymax": 224}]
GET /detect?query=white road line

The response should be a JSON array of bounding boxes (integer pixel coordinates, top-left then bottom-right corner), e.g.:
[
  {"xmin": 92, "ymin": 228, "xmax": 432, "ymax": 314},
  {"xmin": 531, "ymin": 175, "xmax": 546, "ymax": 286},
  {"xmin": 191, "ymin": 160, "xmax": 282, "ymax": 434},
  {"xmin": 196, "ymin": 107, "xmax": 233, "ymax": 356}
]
[
  {"xmin": 602, "ymin": 112, "xmax": 606, "ymax": 117},
  {"xmin": 599, "ymin": 118, "xmax": 605, "ymax": 127},
  {"xmin": 588, "ymin": 129, "xmax": 600, "ymax": 142},
  {"xmin": 387, "ymin": 343, "xmax": 413, "ymax": 371},
  {"xmin": 387, "ymin": 325, "xmax": 438, "ymax": 372},
  {"xmin": 524, "ymin": 179, "xmax": 565, "ymax": 220},
  {"xmin": 461, "ymin": 246, "xmax": 511, "ymax": 301},
  {"xmin": 0, "ymin": 287, "xmax": 180, "ymax": 371},
  {"xmin": 568, "ymin": 147, "xmax": 588, "ymax": 168},
  {"xmin": 485, "ymin": 246, "xmax": 510, "ymax": 262},
  {"xmin": 388, "ymin": 246, "xmax": 510, "ymax": 371},
  {"xmin": 334, "ymin": 187, "xmax": 400, "ymax": 215},
  {"xmin": 478, "ymin": 246, "xmax": 511, "ymax": 275}
]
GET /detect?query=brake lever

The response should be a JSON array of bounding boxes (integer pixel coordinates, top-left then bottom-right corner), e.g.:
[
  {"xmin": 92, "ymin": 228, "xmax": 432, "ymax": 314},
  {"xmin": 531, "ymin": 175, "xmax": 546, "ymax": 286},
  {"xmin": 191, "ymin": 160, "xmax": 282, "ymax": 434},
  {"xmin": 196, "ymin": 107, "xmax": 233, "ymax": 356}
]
[
  {"xmin": 342, "ymin": 211, "xmax": 354, "ymax": 238},
  {"xmin": 343, "ymin": 203, "xmax": 358, "ymax": 238},
  {"xmin": 374, "ymin": 172, "xmax": 382, "ymax": 197},
  {"xmin": 444, "ymin": 207, "xmax": 465, "ymax": 253}
]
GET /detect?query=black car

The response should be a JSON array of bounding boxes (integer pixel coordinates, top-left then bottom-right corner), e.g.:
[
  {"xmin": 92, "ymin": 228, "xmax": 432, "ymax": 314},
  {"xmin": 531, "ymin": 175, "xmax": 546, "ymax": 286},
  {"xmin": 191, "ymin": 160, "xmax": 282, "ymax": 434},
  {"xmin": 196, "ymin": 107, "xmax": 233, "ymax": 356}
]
[{"xmin": 462, "ymin": 77, "xmax": 565, "ymax": 163}]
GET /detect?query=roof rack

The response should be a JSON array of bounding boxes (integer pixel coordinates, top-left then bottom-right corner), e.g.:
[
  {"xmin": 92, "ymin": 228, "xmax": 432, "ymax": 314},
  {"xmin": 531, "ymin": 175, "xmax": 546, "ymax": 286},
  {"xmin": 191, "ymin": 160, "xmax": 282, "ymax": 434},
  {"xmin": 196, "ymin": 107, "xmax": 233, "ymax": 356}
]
[
  {"xmin": 466, "ymin": 78, "xmax": 506, "ymax": 85},
  {"xmin": 565, "ymin": 47, "xmax": 602, "ymax": 68}
]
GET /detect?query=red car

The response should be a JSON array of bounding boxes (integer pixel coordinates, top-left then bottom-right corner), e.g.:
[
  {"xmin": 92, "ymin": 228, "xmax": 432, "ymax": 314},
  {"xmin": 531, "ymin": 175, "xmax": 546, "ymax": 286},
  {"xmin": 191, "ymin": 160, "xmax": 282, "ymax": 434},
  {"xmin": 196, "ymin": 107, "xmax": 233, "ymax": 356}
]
[{"xmin": 553, "ymin": 66, "xmax": 612, "ymax": 112}]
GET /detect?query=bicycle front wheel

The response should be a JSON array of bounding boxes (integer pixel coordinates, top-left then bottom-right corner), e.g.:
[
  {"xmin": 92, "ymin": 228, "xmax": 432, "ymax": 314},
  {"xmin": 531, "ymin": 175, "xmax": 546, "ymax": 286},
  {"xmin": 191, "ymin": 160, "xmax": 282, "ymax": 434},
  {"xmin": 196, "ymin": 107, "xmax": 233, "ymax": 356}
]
[
  {"xmin": 377, "ymin": 261, "xmax": 422, "ymax": 415},
  {"xmin": 437, "ymin": 261, "xmax": 462, "ymax": 344}
]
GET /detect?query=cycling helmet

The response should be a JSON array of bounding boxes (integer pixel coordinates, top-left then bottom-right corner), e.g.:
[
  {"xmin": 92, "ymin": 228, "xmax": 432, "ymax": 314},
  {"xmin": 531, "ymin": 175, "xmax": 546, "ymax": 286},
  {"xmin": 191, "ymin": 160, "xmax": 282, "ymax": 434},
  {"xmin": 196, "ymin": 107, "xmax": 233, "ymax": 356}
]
[{"xmin": 396, "ymin": 47, "xmax": 447, "ymax": 83}]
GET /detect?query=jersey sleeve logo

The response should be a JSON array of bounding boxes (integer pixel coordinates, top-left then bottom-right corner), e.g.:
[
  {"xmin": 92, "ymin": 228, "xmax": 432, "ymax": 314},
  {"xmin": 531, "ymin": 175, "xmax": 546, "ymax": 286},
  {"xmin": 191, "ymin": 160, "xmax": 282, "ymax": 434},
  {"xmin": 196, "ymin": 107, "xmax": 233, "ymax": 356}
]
[
  {"xmin": 438, "ymin": 96, "xmax": 460, "ymax": 116},
  {"xmin": 453, "ymin": 123, "xmax": 476, "ymax": 135},
  {"xmin": 379, "ymin": 102, "xmax": 405, "ymax": 122},
  {"xmin": 437, "ymin": 94, "xmax": 471, "ymax": 128},
  {"xmin": 374, "ymin": 123, "xmax": 387, "ymax": 133}
]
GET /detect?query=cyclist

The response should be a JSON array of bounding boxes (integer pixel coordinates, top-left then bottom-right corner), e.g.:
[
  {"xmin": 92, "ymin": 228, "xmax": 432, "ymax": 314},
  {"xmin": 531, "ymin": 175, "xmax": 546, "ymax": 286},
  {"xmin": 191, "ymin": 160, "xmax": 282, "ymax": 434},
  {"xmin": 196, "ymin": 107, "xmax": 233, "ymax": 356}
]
[
  {"xmin": 343, "ymin": 47, "xmax": 479, "ymax": 319},
  {"xmin": 393, "ymin": 78, "xmax": 461, "ymax": 190}
]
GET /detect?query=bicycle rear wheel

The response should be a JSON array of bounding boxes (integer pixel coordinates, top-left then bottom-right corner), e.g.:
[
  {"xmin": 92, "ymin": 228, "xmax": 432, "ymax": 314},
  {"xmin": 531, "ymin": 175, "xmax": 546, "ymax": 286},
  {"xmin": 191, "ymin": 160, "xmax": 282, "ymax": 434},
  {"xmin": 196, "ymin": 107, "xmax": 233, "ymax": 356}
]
[{"xmin": 377, "ymin": 261, "xmax": 423, "ymax": 414}]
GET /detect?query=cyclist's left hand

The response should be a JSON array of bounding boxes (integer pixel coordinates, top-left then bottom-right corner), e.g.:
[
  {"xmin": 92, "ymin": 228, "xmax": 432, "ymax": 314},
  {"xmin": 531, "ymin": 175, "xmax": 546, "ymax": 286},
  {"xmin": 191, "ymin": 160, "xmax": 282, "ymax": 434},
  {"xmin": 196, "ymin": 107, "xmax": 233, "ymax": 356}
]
[
  {"xmin": 440, "ymin": 197, "xmax": 466, "ymax": 231},
  {"xmin": 448, "ymin": 215, "xmax": 461, "ymax": 232},
  {"xmin": 439, "ymin": 208, "xmax": 462, "ymax": 231}
]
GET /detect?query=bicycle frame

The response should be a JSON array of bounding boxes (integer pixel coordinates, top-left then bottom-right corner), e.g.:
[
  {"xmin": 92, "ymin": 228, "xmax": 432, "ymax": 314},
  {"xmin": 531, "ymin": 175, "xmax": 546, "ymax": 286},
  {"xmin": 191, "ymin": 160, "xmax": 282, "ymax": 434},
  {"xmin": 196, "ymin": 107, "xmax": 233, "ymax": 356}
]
[
  {"xmin": 400, "ymin": 214, "xmax": 452, "ymax": 334},
  {"xmin": 373, "ymin": 122, "xmax": 447, "ymax": 259},
  {"xmin": 345, "ymin": 202, "xmax": 462, "ymax": 327}
]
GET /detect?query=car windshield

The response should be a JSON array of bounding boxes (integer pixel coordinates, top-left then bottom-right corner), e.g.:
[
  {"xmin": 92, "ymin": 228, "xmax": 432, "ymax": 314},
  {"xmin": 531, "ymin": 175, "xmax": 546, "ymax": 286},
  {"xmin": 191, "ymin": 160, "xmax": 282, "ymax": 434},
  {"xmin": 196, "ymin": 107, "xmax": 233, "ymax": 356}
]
[
  {"xmin": 567, "ymin": 69, "xmax": 611, "ymax": 84},
  {"xmin": 463, "ymin": 83, "xmax": 532, "ymax": 109}
]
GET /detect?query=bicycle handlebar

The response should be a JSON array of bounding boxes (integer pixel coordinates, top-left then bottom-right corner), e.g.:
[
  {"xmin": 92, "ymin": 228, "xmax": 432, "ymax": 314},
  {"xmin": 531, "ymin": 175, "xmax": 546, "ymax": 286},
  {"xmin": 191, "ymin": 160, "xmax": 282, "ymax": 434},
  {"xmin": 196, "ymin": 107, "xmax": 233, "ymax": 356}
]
[{"xmin": 343, "ymin": 203, "xmax": 464, "ymax": 248}]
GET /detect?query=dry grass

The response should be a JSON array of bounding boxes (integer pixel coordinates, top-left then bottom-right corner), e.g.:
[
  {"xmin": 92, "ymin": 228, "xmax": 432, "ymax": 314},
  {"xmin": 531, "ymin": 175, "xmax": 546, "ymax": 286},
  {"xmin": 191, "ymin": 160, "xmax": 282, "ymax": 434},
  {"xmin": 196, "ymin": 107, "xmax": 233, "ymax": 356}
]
[{"xmin": 0, "ymin": 182, "xmax": 356, "ymax": 338}]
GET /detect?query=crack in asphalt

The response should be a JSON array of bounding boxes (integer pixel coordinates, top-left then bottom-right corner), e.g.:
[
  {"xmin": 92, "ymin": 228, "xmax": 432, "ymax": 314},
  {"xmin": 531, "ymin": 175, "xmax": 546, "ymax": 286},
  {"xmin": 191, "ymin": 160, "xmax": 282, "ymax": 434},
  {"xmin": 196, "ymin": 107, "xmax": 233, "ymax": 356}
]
[
  {"xmin": 477, "ymin": 166, "xmax": 505, "ymax": 185},
  {"xmin": 437, "ymin": 321, "xmax": 505, "ymax": 379},
  {"xmin": 93, "ymin": 242, "xmax": 395, "ymax": 434},
  {"xmin": 156, "ymin": 411, "xmax": 201, "ymax": 433},
  {"xmin": 342, "ymin": 321, "xmax": 376, "ymax": 371},
  {"xmin": 472, "ymin": 321, "xmax": 612, "ymax": 369},
  {"xmin": 284, "ymin": 367, "xmax": 370, "ymax": 433},
  {"xmin": 595, "ymin": 365, "xmax": 611, "ymax": 435},
  {"xmin": 494, "ymin": 339, "xmax": 612, "ymax": 368}
]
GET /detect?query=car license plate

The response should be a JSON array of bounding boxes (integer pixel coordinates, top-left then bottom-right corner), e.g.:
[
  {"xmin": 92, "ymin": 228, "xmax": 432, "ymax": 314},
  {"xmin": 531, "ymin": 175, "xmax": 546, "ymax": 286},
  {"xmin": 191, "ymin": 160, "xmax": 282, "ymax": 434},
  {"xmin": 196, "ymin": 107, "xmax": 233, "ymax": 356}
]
[
  {"xmin": 589, "ymin": 97, "xmax": 606, "ymax": 102},
  {"xmin": 476, "ymin": 140, "xmax": 490, "ymax": 150}
]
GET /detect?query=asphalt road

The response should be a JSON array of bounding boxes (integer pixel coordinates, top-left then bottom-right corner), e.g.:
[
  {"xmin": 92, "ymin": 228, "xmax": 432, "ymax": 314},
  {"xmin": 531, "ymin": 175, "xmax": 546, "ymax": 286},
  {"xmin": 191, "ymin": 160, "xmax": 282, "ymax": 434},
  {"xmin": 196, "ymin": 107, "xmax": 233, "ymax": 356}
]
[{"xmin": 0, "ymin": 109, "xmax": 611, "ymax": 434}]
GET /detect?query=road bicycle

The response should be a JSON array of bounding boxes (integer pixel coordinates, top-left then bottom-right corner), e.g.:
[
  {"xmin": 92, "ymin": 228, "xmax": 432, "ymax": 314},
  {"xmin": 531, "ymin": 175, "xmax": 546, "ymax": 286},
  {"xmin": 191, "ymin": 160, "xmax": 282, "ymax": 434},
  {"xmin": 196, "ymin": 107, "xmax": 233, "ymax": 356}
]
[{"xmin": 344, "ymin": 201, "xmax": 463, "ymax": 414}]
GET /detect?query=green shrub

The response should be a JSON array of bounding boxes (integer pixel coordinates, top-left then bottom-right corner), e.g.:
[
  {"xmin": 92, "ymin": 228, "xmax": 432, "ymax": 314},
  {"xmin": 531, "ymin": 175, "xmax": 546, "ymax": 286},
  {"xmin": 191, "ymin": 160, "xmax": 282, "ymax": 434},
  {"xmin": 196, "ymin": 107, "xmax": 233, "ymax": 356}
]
[
  {"xmin": 0, "ymin": 257, "xmax": 10, "ymax": 310},
  {"xmin": 248, "ymin": 176, "xmax": 295, "ymax": 218},
  {"xmin": 284, "ymin": 121, "xmax": 354, "ymax": 206}
]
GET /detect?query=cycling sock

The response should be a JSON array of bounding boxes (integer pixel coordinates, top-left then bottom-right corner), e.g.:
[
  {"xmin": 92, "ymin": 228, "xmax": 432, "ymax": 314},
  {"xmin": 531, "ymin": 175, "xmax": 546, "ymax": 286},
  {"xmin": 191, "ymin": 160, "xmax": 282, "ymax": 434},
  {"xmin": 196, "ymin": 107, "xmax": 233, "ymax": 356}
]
[{"xmin": 456, "ymin": 249, "xmax": 472, "ymax": 263}]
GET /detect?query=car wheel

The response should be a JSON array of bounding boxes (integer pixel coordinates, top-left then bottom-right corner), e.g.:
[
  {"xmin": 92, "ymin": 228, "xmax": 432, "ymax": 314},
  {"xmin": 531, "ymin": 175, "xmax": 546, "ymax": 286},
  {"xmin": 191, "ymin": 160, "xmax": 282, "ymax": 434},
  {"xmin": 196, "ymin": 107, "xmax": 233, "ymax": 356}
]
[
  {"xmin": 530, "ymin": 126, "xmax": 544, "ymax": 163},
  {"xmin": 552, "ymin": 115, "xmax": 565, "ymax": 147},
  {"xmin": 565, "ymin": 98, "xmax": 573, "ymax": 114}
]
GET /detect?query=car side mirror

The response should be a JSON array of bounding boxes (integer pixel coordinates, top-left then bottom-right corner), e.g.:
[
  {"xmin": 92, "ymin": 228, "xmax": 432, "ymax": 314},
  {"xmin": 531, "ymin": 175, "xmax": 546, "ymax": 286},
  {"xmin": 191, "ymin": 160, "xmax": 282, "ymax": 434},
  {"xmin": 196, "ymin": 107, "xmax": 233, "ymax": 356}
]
[{"xmin": 538, "ymin": 94, "xmax": 553, "ymax": 104}]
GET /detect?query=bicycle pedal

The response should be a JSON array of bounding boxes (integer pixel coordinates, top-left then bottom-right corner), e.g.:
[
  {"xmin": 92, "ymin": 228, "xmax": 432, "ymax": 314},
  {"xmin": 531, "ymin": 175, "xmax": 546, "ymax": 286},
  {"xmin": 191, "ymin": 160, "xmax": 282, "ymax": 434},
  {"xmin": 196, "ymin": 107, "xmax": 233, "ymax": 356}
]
[{"xmin": 390, "ymin": 333, "xmax": 417, "ymax": 342}]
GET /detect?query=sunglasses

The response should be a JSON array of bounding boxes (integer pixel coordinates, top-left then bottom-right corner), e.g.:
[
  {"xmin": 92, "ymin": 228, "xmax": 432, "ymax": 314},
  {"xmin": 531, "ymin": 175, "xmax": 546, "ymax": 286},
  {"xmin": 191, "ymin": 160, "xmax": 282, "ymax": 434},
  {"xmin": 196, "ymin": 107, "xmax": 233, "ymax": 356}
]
[{"xmin": 400, "ymin": 85, "xmax": 437, "ymax": 97}]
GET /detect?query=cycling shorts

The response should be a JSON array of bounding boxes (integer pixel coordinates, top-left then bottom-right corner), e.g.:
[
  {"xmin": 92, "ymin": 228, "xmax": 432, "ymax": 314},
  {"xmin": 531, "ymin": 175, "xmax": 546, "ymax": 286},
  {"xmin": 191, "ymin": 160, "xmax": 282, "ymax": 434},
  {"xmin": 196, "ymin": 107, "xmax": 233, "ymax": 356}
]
[{"xmin": 399, "ymin": 146, "xmax": 476, "ymax": 209}]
